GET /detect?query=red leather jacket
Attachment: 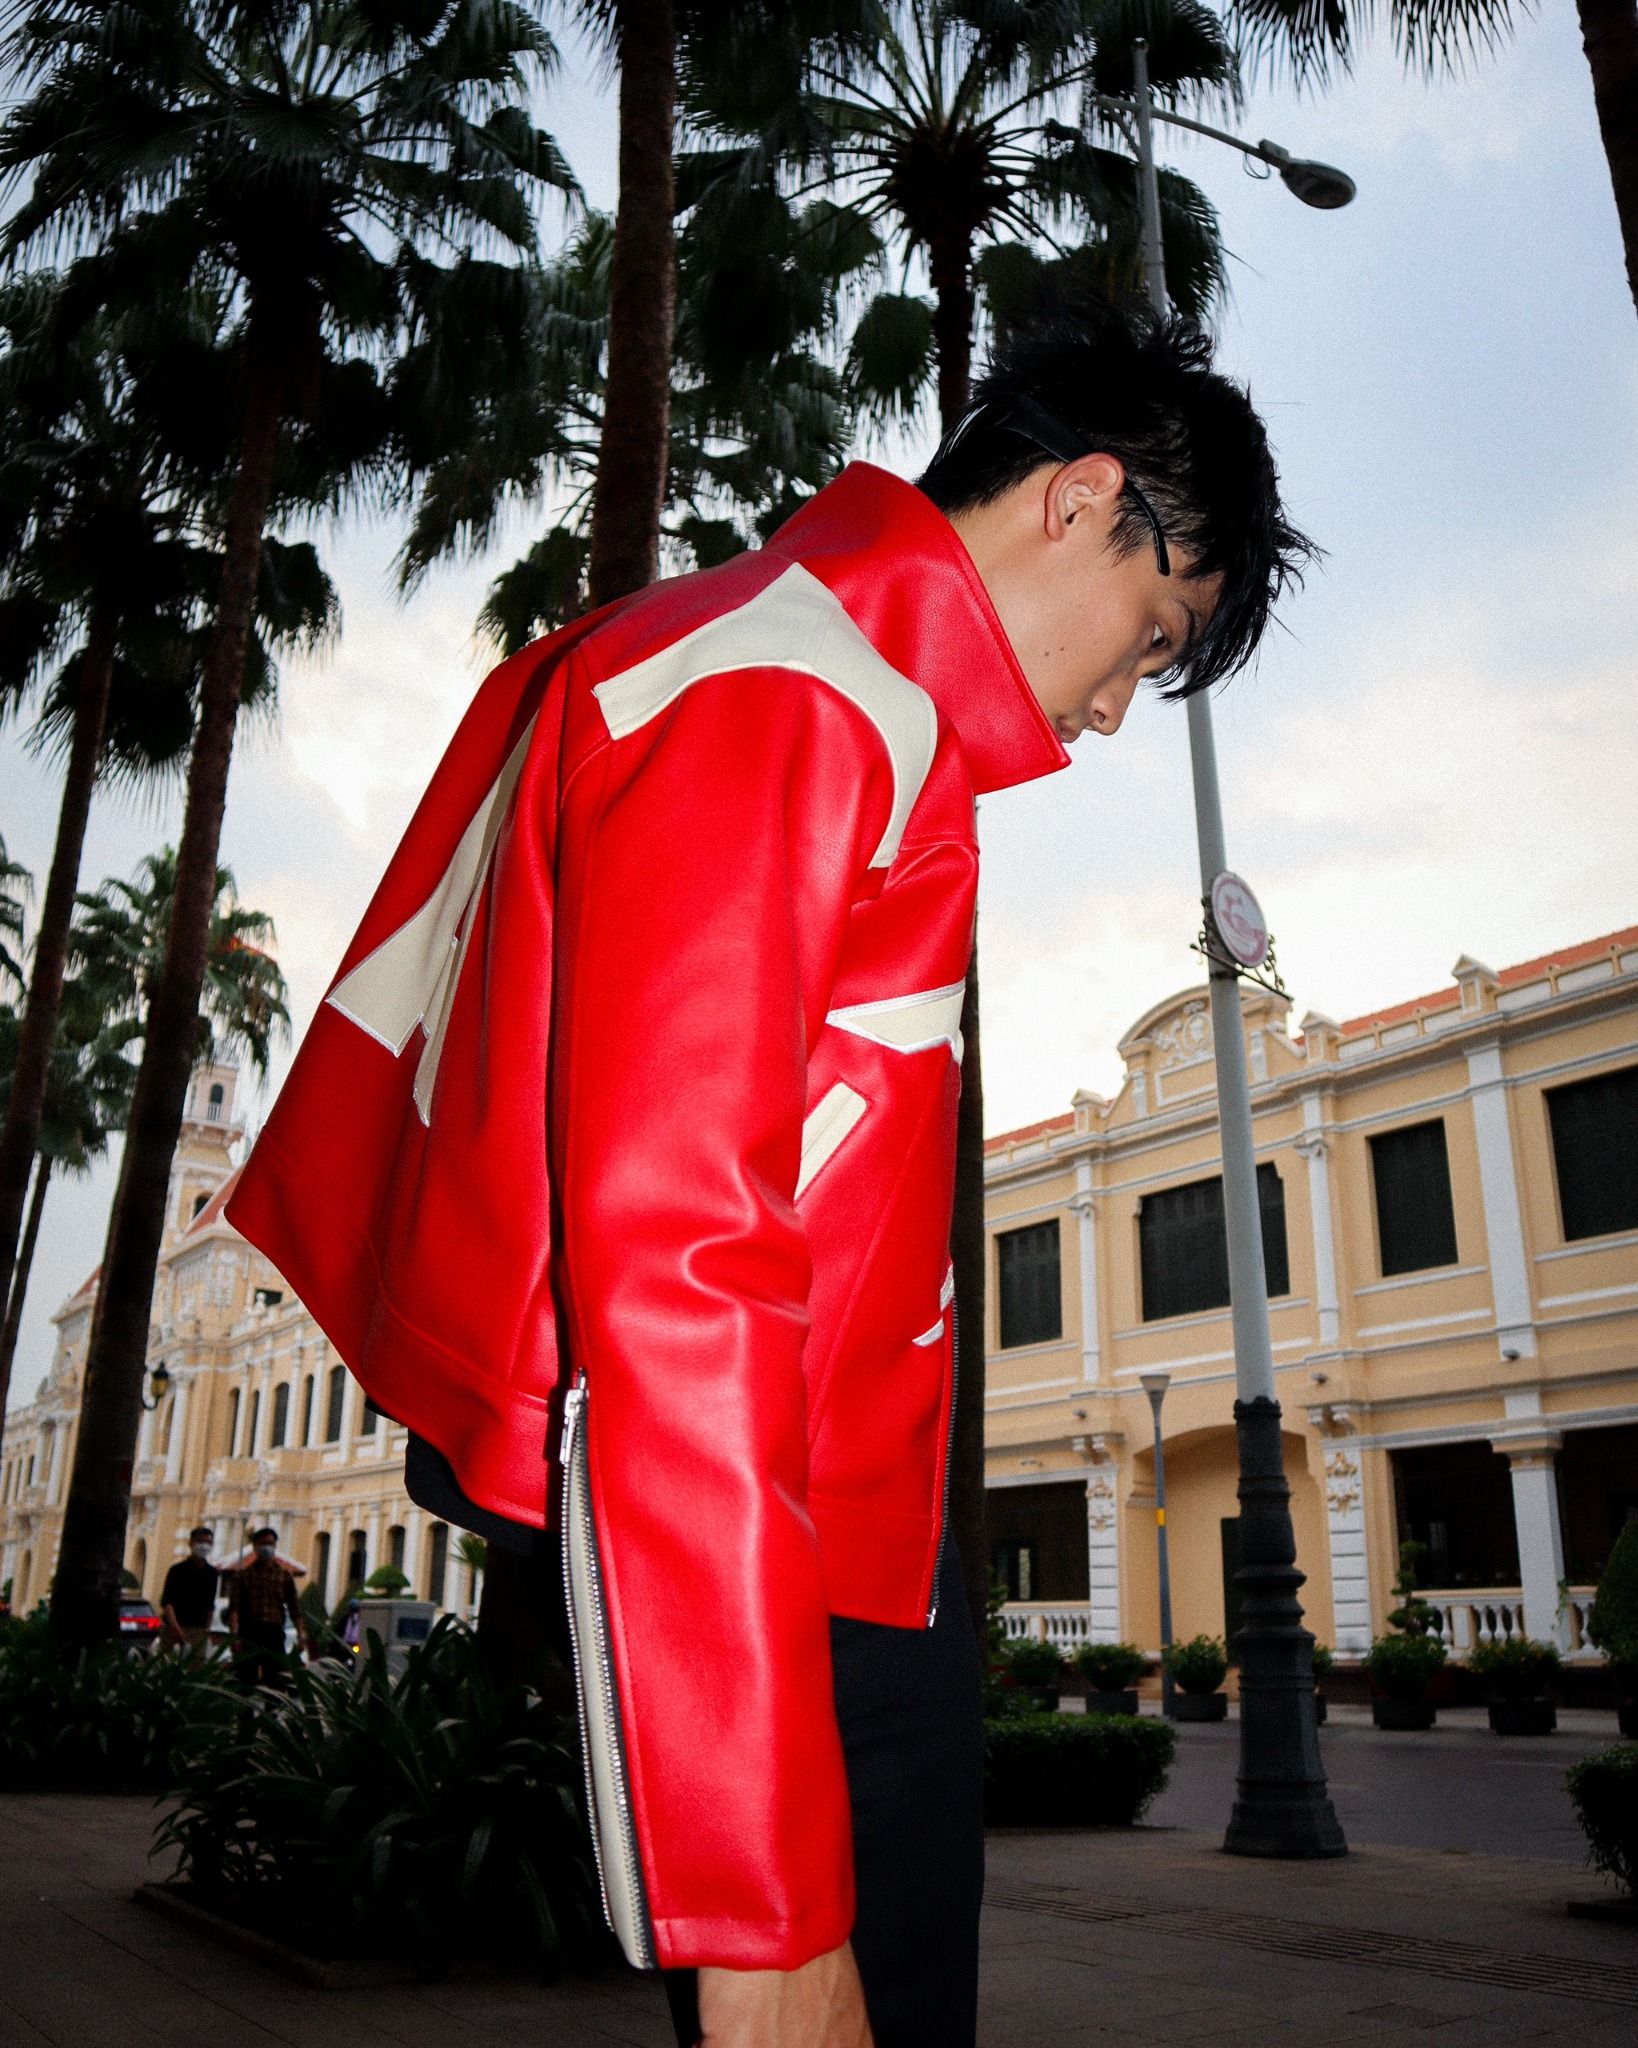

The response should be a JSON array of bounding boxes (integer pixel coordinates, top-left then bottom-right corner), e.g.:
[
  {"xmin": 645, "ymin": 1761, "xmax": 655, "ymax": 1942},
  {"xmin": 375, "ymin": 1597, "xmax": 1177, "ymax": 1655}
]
[{"xmin": 226, "ymin": 463, "xmax": 1068, "ymax": 1971}]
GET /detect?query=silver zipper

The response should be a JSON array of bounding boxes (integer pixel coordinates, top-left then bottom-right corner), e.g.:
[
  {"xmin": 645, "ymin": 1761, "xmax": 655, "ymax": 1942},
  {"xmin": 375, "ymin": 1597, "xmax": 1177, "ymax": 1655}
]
[
  {"xmin": 559, "ymin": 1376, "xmax": 657, "ymax": 1969},
  {"xmin": 927, "ymin": 1290, "xmax": 960, "ymax": 1627}
]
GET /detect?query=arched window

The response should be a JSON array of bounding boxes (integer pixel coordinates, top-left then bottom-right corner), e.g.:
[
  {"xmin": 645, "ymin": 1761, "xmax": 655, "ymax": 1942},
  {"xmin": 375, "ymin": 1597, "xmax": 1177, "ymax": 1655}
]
[
  {"xmin": 246, "ymin": 1389, "xmax": 261, "ymax": 1457},
  {"xmin": 388, "ymin": 1524, "xmax": 406, "ymax": 1574},
  {"xmin": 347, "ymin": 1529, "xmax": 367, "ymax": 1592},
  {"xmin": 325, "ymin": 1366, "xmax": 345, "ymax": 1442},
  {"xmin": 191, "ymin": 1190, "xmax": 210, "ymax": 1218},
  {"xmin": 361, "ymin": 1395, "xmax": 381, "ymax": 1436},
  {"xmin": 270, "ymin": 1383, "xmax": 290, "ymax": 1449},
  {"xmin": 207, "ymin": 1081, "xmax": 224, "ymax": 1122},
  {"xmin": 313, "ymin": 1530, "xmax": 331, "ymax": 1604},
  {"xmin": 226, "ymin": 1388, "xmax": 241, "ymax": 1457},
  {"xmin": 300, "ymin": 1373, "xmax": 315, "ymax": 1446}
]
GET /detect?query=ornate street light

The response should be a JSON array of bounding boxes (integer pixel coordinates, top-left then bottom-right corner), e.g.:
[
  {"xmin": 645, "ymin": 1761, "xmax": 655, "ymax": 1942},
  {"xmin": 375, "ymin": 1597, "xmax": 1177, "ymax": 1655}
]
[
  {"xmin": 1139, "ymin": 1372, "xmax": 1177, "ymax": 1718},
  {"xmin": 139, "ymin": 1361, "xmax": 171, "ymax": 1412},
  {"xmin": 1093, "ymin": 44, "xmax": 1350, "ymax": 1861}
]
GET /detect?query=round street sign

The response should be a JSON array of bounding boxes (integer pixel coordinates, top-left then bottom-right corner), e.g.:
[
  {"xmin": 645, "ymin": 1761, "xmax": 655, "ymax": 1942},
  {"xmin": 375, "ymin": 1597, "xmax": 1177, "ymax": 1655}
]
[{"xmin": 1210, "ymin": 871, "xmax": 1270, "ymax": 969}]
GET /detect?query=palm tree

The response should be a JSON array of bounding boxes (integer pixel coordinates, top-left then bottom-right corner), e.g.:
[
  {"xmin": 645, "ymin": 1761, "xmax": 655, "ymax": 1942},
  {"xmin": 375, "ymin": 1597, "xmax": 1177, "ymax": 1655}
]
[
  {"xmin": 575, "ymin": 0, "xmax": 680, "ymax": 608},
  {"xmin": 0, "ymin": 971, "xmax": 138, "ymax": 1417},
  {"xmin": 1227, "ymin": 0, "xmax": 1638, "ymax": 322},
  {"xmin": 0, "ymin": 0, "xmax": 571, "ymax": 1644},
  {"xmin": 689, "ymin": 0, "xmax": 1237, "ymax": 1637},
  {"xmin": 396, "ymin": 209, "xmax": 853, "ymax": 647},
  {"xmin": 0, "ymin": 836, "xmax": 29, "ymax": 998},
  {"xmin": 0, "ymin": 271, "xmax": 247, "ymax": 1349}
]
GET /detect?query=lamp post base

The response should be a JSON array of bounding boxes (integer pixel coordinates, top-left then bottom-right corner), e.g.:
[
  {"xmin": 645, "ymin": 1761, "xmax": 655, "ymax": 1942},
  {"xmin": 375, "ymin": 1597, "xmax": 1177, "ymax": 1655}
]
[{"xmin": 1223, "ymin": 1396, "xmax": 1348, "ymax": 1861}]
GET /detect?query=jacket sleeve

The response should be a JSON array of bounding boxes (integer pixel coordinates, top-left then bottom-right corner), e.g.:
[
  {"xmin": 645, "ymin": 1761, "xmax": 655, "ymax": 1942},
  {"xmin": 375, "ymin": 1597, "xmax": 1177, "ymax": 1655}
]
[{"xmin": 548, "ymin": 660, "xmax": 897, "ymax": 1971}]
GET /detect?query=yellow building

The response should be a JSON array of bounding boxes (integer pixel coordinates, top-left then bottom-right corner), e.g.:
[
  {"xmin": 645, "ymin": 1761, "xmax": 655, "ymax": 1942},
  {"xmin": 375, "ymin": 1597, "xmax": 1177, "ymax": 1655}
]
[
  {"xmin": 0, "ymin": 1063, "xmax": 480, "ymax": 1624},
  {"xmin": 984, "ymin": 925, "xmax": 1638, "ymax": 1666},
  {"xmin": 5, "ymin": 927, "xmax": 1635, "ymax": 1667}
]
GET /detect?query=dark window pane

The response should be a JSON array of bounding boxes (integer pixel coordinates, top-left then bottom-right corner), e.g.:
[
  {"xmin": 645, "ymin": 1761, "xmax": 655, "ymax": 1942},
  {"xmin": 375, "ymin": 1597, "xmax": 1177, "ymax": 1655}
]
[
  {"xmin": 361, "ymin": 1395, "xmax": 381, "ymax": 1435},
  {"xmin": 270, "ymin": 1383, "xmax": 290, "ymax": 1449},
  {"xmin": 347, "ymin": 1530, "xmax": 367, "ymax": 1591},
  {"xmin": 313, "ymin": 1530, "xmax": 331, "ymax": 1605},
  {"xmin": 1370, "ymin": 1119, "xmax": 1459, "ymax": 1276},
  {"xmin": 300, "ymin": 1374, "xmax": 314, "ymax": 1447},
  {"xmin": 325, "ymin": 1366, "xmax": 345, "ymax": 1443},
  {"xmin": 427, "ymin": 1523, "xmax": 449, "ymax": 1606},
  {"xmin": 1548, "ymin": 1065, "xmax": 1638, "ymax": 1241},
  {"xmin": 997, "ymin": 1221, "xmax": 1062, "ymax": 1348},
  {"xmin": 1140, "ymin": 1165, "xmax": 1288, "ymax": 1320}
]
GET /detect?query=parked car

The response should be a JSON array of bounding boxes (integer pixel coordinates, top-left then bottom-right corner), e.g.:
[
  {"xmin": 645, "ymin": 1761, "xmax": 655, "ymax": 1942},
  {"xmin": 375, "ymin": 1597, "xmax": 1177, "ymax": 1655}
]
[{"xmin": 117, "ymin": 1596, "xmax": 163, "ymax": 1650}]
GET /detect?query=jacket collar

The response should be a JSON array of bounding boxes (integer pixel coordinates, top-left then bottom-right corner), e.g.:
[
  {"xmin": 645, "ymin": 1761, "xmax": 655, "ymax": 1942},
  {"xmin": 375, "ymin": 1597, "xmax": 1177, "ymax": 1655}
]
[{"xmin": 763, "ymin": 462, "xmax": 1071, "ymax": 796}]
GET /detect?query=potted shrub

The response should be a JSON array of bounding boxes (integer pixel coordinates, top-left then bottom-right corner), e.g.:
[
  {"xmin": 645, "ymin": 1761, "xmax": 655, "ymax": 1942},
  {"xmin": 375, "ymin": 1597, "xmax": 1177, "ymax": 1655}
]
[
  {"xmin": 1310, "ymin": 1642, "xmax": 1334, "ymax": 1725},
  {"xmin": 1566, "ymin": 1742, "xmax": 1638, "ymax": 1907},
  {"xmin": 1587, "ymin": 1521, "xmax": 1638, "ymax": 1738},
  {"xmin": 1467, "ymin": 1636, "xmax": 1562, "ymax": 1735},
  {"xmin": 1363, "ymin": 1631, "xmax": 1447, "ymax": 1728},
  {"xmin": 1004, "ymin": 1637, "xmax": 1066, "ymax": 1712},
  {"xmin": 1073, "ymin": 1641, "xmax": 1147, "ymax": 1716},
  {"xmin": 1165, "ymin": 1635, "xmax": 1229, "ymax": 1721}
]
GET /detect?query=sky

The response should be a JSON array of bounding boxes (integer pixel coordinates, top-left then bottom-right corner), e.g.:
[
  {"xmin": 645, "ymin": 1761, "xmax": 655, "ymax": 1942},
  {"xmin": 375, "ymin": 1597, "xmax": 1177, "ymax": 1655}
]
[{"xmin": 3, "ymin": 11, "xmax": 1635, "ymax": 1413}]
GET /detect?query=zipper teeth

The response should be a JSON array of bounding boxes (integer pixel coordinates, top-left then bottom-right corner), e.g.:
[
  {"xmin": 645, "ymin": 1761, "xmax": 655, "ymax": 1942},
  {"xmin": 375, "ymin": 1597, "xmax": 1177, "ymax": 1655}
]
[
  {"xmin": 560, "ymin": 1380, "xmax": 657, "ymax": 1969},
  {"xmin": 558, "ymin": 1387, "xmax": 614, "ymax": 1934},
  {"xmin": 927, "ymin": 1289, "xmax": 959, "ymax": 1627}
]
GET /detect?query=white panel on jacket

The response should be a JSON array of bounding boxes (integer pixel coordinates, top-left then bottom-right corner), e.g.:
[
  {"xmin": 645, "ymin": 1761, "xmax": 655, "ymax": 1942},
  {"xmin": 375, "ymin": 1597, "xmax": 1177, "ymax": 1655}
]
[
  {"xmin": 590, "ymin": 564, "xmax": 939, "ymax": 868},
  {"xmin": 826, "ymin": 981, "xmax": 965, "ymax": 1062}
]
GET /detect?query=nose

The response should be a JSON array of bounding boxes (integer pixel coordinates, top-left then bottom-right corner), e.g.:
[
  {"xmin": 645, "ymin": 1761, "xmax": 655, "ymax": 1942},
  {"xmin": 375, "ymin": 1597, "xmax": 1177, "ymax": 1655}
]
[{"xmin": 1085, "ymin": 682, "xmax": 1131, "ymax": 737}]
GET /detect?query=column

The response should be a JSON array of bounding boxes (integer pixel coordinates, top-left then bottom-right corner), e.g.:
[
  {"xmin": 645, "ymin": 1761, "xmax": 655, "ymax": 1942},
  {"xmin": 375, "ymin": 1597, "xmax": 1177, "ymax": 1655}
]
[
  {"xmin": 1082, "ymin": 1436, "xmax": 1123, "ymax": 1643},
  {"xmin": 1296, "ymin": 1095, "xmax": 1340, "ymax": 1350},
  {"xmin": 1467, "ymin": 1042, "xmax": 1536, "ymax": 1360},
  {"xmin": 1069, "ymin": 1160, "xmax": 1101, "ymax": 1383},
  {"xmin": 165, "ymin": 1374, "xmax": 191, "ymax": 1484},
  {"xmin": 1496, "ymin": 1432, "xmax": 1569, "ymax": 1648},
  {"xmin": 1309, "ymin": 1406, "xmax": 1373, "ymax": 1654}
]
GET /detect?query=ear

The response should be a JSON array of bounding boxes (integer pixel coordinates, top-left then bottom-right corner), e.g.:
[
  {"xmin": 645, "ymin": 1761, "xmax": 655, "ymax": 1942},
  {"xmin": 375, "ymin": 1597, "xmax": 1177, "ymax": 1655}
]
[{"xmin": 1044, "ymin": 452, "xmax": 1126, "ymax": 541}]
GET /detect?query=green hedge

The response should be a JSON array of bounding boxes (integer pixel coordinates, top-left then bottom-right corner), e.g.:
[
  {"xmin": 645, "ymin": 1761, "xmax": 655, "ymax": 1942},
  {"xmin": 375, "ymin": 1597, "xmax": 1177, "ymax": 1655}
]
[
  {"xmin": 1566, "ymin": 1743, "xmax": 1638, "ymax": 1895},
  {"xmin": 984, "ymin": 1712, "xmax": 1175, "ymax": 1827},
  {"xmin": 0, "ymin": 1615, "xmax": 239, "ymax": 1792},
  {"xmin": 155, "ymin": 1618, "xmax": 608, "ymax": 1975}
]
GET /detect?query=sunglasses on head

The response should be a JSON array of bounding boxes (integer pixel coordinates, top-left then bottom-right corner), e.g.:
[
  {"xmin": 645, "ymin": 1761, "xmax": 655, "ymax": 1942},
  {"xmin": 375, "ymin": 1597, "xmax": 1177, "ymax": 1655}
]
[{"xmin": 933, "ymin": 394, "xmax": 1171, "ymax": 578}]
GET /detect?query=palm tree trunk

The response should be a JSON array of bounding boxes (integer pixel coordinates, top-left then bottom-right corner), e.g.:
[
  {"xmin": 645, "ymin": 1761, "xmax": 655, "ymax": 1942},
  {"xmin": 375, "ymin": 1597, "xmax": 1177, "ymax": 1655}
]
[
  {"xmin": 50, "ymin": 347, "xmax": 286, "ymax": 1649},
  {"xmin": 0, "ymin": 1154, "xmax": 51, "ymax": 1421},
  {"xmin": 928, "ymin": 232, "xmax": 991, "ymax": 1648},
  {"xmin": 1576, "ymin": 0, "xmax": 1638, "ymax": 320},
  {"xmin": 0, "ymin": 606, "xmax": 117, "ymax": 1451},
  {"xmin": 585, "ymin": 0, "xmax": 677, "ymax": 609}
]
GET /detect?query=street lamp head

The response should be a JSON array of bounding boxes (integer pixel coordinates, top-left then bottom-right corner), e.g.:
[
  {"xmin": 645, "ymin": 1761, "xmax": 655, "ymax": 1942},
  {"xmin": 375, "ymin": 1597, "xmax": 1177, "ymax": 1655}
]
[
  {"xmin": 1258, "ymin": 140, "xmax": 1356, "ymax": 211},
  {"xmin": 1138, "ymin": 1371, "xmax": 1172, "ymax": 1414}
]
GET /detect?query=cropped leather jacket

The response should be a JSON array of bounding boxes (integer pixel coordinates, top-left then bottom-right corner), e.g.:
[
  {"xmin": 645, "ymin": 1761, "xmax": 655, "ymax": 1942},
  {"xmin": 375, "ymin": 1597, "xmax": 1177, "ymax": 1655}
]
[{"xmin": 227, "ymin": 462, "xmax": 1069, "ymax": 1972}]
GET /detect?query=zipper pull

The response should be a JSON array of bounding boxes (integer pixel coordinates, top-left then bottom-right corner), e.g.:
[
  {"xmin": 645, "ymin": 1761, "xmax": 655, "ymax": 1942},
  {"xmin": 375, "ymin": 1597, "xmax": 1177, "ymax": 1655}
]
[{"xmin": 559, "ymin": 1380, "xmax": 587, "ymax": 1467}]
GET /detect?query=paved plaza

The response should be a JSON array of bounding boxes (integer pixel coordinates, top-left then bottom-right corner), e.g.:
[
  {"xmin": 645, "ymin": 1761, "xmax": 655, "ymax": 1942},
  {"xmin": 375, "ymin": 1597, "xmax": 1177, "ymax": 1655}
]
[{"xmin": 2, "ymin": 1710, "xmax": 1634, "ymax": 2047}]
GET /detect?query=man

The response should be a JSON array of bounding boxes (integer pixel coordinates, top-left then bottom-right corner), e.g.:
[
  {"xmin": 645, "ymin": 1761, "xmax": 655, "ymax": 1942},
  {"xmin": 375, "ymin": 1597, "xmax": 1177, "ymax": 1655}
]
[
  {"xmin": 160, "ymin": 1525, "xmax": 219, "ymax": 1654},
  {"xmin": 226, "ymin": 305, "xmax": 1310, "ymax": 2045},
  {"xmin": 224, "ymin": 1527, "xmax": 307, "ymax": 1690}
]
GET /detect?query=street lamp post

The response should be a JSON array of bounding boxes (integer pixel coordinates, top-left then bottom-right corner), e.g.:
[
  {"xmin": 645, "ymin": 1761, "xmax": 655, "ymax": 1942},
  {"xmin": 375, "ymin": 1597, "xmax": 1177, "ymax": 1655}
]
[
  {"xmin": 1113, "ymin": 44, "xmax": 1348, "ymax": 1859},
  {"xmin": 1139, "ymin": 1372, "xmax": 1177, "ymax": 1718}
]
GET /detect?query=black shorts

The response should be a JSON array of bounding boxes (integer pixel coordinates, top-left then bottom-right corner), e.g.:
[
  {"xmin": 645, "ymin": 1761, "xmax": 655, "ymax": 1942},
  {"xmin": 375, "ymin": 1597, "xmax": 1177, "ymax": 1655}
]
[{"xmin": 663, "ymin": 1553, "xmax": 984, "ymax": 2048}]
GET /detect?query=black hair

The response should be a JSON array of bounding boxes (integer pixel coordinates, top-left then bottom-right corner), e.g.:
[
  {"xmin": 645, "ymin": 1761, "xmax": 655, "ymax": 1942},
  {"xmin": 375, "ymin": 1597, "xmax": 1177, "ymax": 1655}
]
[
  {"xmin": 917, "ymin": 304, "xmax": 1316, "ymax": 698},
  {"xmin": 251, "ymin": 1527, "xmax": 278, "ymax": 1542},
  {"xmin": 189, "ymin": 1526, "xmax": 213, "ymax": 1542}
]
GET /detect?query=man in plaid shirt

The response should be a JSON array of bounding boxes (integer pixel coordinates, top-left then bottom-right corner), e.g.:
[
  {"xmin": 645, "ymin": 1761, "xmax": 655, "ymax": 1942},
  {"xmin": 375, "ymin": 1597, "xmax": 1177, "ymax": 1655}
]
[{"xmin": 225, "ymin": 1526, "xmax": 309, "ymax": 1689}]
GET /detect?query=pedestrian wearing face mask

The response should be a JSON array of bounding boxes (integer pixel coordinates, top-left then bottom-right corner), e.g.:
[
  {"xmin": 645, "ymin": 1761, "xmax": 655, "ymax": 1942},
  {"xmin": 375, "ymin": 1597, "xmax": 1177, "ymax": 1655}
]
[
  {"xmin": 160, "ymin": 1526, "xmax": 220, "ymax": 1655},
  {"xmin": 224, "ymin": 1527, "xmax": 308, "ymax": 1690}
]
